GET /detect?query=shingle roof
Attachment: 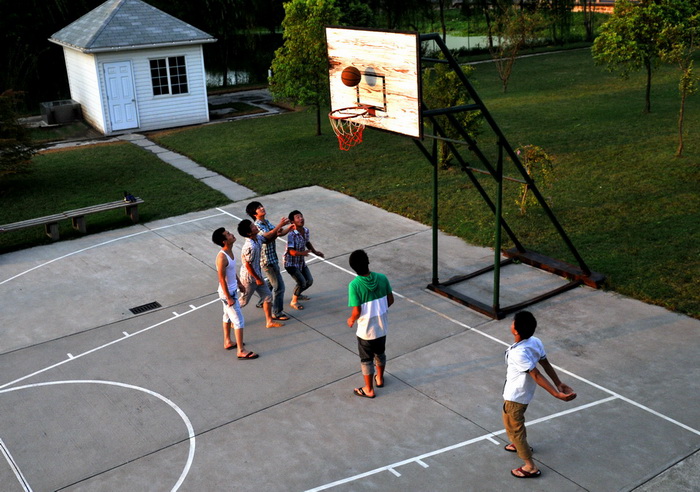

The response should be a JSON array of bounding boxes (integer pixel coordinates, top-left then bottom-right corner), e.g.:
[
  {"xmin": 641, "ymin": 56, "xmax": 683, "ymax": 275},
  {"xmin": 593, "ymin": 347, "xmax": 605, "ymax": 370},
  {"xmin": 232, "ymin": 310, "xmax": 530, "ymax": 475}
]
[{"xmin": 49, "ymin": 0, "xmax": 215, "ymax": 53}]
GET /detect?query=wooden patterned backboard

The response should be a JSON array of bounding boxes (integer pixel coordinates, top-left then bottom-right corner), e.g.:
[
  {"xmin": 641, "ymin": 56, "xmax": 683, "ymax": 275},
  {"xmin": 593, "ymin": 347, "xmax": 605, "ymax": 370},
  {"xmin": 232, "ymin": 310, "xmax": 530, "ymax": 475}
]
[{"xmin": 326, "ymin": 27, "xmax": 422, "ymax": 139}]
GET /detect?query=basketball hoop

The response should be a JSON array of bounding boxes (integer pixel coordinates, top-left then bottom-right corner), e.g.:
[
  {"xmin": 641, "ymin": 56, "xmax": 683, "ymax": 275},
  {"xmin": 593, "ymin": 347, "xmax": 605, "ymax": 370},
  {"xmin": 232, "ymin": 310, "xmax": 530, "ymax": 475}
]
[{"xmin": 329, "ymin": 106, "xmax": 369, "ymax": 151}]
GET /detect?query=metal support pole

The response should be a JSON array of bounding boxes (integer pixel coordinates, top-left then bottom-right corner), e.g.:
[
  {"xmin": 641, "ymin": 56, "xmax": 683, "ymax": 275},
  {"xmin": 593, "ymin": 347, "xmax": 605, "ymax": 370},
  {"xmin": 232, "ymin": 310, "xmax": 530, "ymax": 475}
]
[
  {"xmin": 493, "ymin": 141, "xmax": 504, "ymax": 311},
  {"xmin": 432, "ymin": 131, "xmax": 439, "ymax": 285}
]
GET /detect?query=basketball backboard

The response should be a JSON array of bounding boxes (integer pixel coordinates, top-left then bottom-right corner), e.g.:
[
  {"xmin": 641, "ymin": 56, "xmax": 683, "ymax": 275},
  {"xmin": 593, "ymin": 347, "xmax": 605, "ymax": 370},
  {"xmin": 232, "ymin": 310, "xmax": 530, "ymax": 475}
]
[{"xmin": 326, "ymin": 27, "xmax": 422, "ymax": 139}]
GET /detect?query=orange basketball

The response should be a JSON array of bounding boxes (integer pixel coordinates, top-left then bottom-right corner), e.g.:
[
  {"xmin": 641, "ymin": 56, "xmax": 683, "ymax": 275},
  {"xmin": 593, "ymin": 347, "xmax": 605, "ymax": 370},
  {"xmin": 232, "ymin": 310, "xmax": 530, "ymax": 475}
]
[{"xmin": 341, "ymin": 66, "xmax": 362, "ymax": 87}]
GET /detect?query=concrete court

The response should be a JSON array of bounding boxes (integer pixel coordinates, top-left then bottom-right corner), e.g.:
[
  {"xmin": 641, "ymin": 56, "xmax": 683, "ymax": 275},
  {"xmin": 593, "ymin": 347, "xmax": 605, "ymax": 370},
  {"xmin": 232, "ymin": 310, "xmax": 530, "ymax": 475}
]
[{"xmin": 0, "ymin": 186, "xmax": 698, "ymax": 492}]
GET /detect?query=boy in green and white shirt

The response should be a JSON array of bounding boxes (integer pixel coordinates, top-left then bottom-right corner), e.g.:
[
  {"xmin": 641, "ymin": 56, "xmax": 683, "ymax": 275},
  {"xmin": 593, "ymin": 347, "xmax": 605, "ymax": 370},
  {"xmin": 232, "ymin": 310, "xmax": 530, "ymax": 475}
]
[{"xmin": 347, "ymin": 249, "xmax": 394, "ymax": 399}]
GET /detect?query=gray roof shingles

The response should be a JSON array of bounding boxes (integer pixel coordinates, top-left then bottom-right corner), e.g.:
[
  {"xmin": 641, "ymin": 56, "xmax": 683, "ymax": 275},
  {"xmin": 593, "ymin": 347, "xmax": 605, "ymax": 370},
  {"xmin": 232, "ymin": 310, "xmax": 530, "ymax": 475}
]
[{"xmin": 49, "ymin": 0, "xmax": 215, "ymax": 52}]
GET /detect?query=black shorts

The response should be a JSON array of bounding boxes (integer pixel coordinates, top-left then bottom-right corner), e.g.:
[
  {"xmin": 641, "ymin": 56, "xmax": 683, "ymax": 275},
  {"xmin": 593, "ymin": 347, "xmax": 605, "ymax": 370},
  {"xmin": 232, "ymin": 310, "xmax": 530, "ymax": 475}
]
[{"xmin": 357, "ymin": 336, "xmax": 386, "ymax": 362}]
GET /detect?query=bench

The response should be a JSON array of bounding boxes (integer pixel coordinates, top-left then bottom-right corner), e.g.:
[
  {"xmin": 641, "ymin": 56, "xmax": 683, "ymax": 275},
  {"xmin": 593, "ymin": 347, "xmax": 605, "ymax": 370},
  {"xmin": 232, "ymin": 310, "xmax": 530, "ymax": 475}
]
[{"xmin": 0, "ymin": 197, "xmax": 144, "ymax": 241}]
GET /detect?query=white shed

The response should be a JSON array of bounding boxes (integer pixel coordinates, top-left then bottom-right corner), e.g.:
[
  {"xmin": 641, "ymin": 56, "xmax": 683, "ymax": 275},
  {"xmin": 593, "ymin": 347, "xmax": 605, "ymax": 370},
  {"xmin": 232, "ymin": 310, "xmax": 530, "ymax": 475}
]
[{"xmin": 49, "ymin": 0, "xmax": 216, "ymax": 135}]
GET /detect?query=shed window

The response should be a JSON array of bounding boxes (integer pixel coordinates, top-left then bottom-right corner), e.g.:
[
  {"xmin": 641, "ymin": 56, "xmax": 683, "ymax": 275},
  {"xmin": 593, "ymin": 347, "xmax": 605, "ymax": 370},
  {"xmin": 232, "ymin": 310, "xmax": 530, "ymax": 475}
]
[{"xmin": 149, "ymin": 56, "xmax": 188, "ymax": 96}]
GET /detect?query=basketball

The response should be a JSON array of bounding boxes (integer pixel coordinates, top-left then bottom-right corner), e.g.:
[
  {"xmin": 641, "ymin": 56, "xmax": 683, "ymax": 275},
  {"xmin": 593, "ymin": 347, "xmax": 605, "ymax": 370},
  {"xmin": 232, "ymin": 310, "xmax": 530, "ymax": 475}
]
[{"xmin": 341, "ymin": 66, "xmax": 362, "ymax": 87}]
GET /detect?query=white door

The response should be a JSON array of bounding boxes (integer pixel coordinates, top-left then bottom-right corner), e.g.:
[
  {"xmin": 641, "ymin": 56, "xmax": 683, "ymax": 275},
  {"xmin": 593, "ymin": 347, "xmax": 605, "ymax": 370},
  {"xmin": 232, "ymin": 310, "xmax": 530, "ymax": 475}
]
[{"xmin": 104, "ymin": 61, "xmax": 138, "ymax": 131}]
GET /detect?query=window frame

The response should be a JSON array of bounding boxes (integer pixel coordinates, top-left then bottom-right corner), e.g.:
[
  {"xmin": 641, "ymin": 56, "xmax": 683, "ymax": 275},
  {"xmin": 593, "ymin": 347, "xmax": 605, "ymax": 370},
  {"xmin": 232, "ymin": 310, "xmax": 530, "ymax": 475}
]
[{"xmin": 149, "ymin": 55, "xmax": 189, "ymax": 97}]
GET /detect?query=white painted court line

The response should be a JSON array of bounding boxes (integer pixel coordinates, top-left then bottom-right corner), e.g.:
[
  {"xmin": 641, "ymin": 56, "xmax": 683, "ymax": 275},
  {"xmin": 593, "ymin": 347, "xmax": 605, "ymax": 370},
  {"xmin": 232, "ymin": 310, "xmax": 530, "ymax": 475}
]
[
  {"xmin": 306, "ymin": 396, "xmax": 619, "ymax": 491},
  {"xmin": 0, "ymin": 299, "xmax": 219, "ymax": 391},
  {"xmin": 0, "ymin": 437, "xmax": 33, "ymax": 492},
  {"xmin": 0, "ymin": 212, "xmax": 227, "ymax": 286},
  {"xmin": 0, "ymin": 380, "xmax": 195, "ymax": 492},
  {"xmin": 396, "ymin": 295, "xmax": 700, "ymax": 437}
]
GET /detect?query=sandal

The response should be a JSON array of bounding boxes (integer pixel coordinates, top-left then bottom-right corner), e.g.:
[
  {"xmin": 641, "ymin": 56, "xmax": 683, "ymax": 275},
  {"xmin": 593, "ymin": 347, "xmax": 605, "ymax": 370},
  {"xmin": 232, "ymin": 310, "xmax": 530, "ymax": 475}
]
[
  {"xmin": 237, "ymin": 351, "xmax": 259, "ymax": 360},
  {"xmin": 511, "ymin": 467, "xmax": 541, "ymax": 478},
  {"xmin": 290, "ymin": 302, "xmax": 304, "ymax": 310}
]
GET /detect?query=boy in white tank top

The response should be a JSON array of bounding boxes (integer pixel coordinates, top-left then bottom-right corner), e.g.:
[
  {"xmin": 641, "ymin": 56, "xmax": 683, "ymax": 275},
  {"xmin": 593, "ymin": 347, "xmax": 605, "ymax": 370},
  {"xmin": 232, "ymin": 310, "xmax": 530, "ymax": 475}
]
[{"xmin": 212, "ymin": 227, "xmax": 258, "ymax": 360}]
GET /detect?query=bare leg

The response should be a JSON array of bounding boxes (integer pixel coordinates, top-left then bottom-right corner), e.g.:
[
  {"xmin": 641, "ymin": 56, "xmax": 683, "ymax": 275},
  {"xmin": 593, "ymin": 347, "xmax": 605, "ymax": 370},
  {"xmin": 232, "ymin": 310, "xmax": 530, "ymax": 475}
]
[
  {"xmin": 264, "ymin": 301, "xmax": 284, "ymax": 328},
  {"xmin": 360, "ymin": 373, "xmax": 375, "ymax": 398},
  {"xmin": 223, "ymin": 322, "xmax": 235, "ymax": 350},
  {"xmin": 234, "ymin": 328, "xmax": 246, "ymax": 357},
  {"xmin": 375, "ymin": 364, "xmax": 385, "ymax": 387},
  {"xmin": 290, "ymin": 294, "xmax": 304, "ymax": 310}
]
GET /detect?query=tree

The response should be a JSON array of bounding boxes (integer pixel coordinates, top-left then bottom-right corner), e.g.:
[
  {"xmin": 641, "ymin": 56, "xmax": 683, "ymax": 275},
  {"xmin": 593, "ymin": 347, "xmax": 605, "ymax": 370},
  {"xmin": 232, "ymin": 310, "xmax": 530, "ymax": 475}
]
[
  {"xmin": 544, "ymin": 0, "xmax": 574, "ymax": 45},
  {"xmin": 422, "ymin": 60, "xmax": 482, "ymax": 168},
  {"xmin": 577, "ymin": 0, "xmax": 596, "ymax": 42},
  {"xmin": 269, "ymin": 0, "xmax": 340, "ymax": 136},
  {"xmin": 657, "ymin": 0, "xmax": 699, "ymax": 157},
  {"xmin": 514, "ymin": 144, "xmax": 555, "ymax": 215},
  {"xmin": 0, "ymin": 90, "xmax": 34, "ymax": 180},
  {"xmin": 489, "ymin": 7, "xmax": 545, "ymax": 93},
  {"xmin": 335, "ymin": 0, "xmax": 375, "ymax": 27},
  {"xmin": 592, "ymin": 0, "xmax": 665, "ymax": 113}
]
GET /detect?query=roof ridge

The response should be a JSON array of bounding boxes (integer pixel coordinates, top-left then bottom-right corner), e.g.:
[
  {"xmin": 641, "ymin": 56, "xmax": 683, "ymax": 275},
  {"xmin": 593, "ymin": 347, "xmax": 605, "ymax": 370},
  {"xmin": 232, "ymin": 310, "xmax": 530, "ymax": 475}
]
[{"xmin": 81, "ymin": 0, "xmax": 126, "ymax": 51}]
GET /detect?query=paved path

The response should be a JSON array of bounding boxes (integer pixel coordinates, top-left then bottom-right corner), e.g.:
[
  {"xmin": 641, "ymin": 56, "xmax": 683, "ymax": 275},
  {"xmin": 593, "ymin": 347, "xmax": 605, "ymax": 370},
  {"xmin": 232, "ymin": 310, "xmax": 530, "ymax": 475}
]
[{"xmin": 118, "ymin": 133, "xmax": 256, "ymax": 202}]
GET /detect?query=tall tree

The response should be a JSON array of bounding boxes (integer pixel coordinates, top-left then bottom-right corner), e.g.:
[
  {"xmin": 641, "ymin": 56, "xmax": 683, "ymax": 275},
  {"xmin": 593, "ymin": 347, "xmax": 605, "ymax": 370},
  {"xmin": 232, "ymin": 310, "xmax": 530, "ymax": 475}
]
[
  {"xmin": 592, "ymin": 0, "xmax": 665, "ymax": 113},
  {"xmin": 657, "ymin": 0, "xmax": 699, "ymax": 157},
  {"xmin": 489, "ymin": 6, "xmax": 546, "ymax": 92},
  {"xmin": 269, "ymin": 0, "xmax": 341, "ymax": 136}
]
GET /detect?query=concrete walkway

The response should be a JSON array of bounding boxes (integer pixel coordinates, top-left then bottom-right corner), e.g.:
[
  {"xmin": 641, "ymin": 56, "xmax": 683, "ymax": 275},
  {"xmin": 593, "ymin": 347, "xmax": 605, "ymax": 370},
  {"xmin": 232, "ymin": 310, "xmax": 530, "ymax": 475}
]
[{"xmin": 118, "ymin": 133, "xmax": 256, "ymax": 202}]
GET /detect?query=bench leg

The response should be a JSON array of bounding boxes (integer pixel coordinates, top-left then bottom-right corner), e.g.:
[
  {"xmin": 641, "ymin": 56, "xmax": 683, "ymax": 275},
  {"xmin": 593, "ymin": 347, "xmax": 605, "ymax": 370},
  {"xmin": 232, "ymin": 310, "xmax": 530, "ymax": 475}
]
[
  {"xmin": 45, "ymin": 222, "xmax": 60, "ymax": 241},
  {"xmin": 71, "ymin": 216, "xmax": 87, "ymax": 234},
  {"xmin": 125, "ymin": 205, "xmax": 139, "ymax": 223}
]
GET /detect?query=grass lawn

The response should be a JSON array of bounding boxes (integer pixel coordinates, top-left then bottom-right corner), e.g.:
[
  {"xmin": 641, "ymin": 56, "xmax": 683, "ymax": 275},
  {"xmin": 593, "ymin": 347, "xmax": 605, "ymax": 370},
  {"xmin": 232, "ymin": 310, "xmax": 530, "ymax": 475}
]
[
  {"xmin": 149, "ymin": 49, "xmax": 699, "ymax": 318},
  {"xmin": 0, "ymin": 143, "xmax": 230, "ymax": 251}
]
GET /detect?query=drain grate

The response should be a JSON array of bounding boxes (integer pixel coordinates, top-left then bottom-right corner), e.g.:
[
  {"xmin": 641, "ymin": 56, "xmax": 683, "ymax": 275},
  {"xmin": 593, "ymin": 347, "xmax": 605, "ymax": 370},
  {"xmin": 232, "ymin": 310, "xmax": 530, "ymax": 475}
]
[{"xmin": 129, "ymin": 301, "xmax": 162, "ymax": 315}]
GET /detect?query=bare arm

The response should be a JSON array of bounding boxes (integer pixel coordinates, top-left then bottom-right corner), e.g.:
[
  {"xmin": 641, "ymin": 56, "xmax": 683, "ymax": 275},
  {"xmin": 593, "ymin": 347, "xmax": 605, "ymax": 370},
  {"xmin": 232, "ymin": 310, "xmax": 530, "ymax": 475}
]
[
  {"xmin": 347, "ymin": 306, "xmax": 361, "ymax": 327},
  {"xmin": 259, "ymin": 217, "xmax": 290, "ymax": 241},
  {"xmin": 306, "ymin": 241, "xmax": 324, "ymax": 258},
  {"xmin": 244, "ymin": 260, "xmax": 264, "ymax": 285},
  {"xmin": 530, "ymin": 364, "xmax": 576, "ymax": 402},
  {"xmin": 539, "ymin": 358, "xmax": 575, "ymax": 395},
  {"xmin": 216, "ymin": 253, "xmax": 234, "ymax": 306},
  {"xmin": 387, "ymin": 292, "xmax": 395, "ymax": 307}
]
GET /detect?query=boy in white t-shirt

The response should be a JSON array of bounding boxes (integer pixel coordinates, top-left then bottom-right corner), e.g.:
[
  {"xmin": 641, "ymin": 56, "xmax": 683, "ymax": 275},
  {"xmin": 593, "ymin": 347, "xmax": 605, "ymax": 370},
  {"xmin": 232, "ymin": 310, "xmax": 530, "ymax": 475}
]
[{"xmin": 503, "ymin": 311, "xmax": 576, "ymax": 478}]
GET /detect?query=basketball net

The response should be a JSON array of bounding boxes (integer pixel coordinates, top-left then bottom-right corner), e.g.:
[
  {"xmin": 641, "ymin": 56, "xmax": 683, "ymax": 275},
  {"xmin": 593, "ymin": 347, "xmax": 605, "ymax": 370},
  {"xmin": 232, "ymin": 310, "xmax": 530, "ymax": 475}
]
[{"xmin": 329, "ymin": 106, "xmax": 368, "ymax": 151}]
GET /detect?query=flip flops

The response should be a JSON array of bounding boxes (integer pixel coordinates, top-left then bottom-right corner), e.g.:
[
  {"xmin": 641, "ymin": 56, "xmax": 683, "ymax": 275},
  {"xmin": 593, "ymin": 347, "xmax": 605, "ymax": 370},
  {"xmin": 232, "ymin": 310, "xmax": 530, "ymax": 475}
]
[
  {"xmin": 504, "ymin": 444, "xmax": 533, "ymax": 453},
  {"xmin": 374, "ymin": 375, "xmax": 384, "ymax": 388},
  {"xmin": 237, "ymin": 351, "xmax": 258, "ymax": 360},
  {"xmin": 290, "ymin": 302, "xmax": 304, "ymax": 310},
  {"xmin": 273, "ymin": 313, "xmax": 290, "ymax": 321},
  {"xmin": 353, "ymin": 387, "xmax": 374, "ymax": 399},
  {"xmin": 511, "ymin": 467, "xmax": 541, "ymax": 479}
]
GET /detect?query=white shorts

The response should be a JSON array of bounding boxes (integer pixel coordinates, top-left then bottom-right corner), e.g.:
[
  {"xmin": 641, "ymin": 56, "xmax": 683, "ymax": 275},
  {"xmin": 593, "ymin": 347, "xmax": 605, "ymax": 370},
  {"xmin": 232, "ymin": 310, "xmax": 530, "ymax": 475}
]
[{"xmin": 221, "ymin": 296, "xmax": 244, "ymax": 329}]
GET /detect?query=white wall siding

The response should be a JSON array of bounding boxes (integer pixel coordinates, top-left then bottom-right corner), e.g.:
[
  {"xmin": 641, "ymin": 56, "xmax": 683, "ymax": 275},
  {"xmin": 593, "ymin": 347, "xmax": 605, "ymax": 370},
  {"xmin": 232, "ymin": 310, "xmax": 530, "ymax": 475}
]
[
  {"xmin": 96, "ymin": 45, "xmax": 210, "ymax": 135},
  {"xmin": 62, "ymin": 48, "xmax": 106, "ymax": 133}
]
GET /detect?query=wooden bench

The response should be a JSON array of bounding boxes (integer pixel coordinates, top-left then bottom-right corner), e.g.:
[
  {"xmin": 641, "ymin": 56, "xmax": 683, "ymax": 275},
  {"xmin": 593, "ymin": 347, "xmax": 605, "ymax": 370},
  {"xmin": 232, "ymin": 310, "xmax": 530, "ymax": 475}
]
[
  {"xmin": 0, "ymin": 197, "xmax": 144, "ymax": 241},
  {"xmin": 63, "ymin": 198, "xmax": 144, "ymax": 234},
  {"xmin": 0, "ymin": 213, "xmax": 69, "ymax": 241}
]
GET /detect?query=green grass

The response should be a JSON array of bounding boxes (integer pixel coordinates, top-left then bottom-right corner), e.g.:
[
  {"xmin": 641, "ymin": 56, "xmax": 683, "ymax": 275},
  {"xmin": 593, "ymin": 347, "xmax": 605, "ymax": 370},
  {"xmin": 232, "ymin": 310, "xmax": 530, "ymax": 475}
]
[
  {"xmin": 0, "ymin": 143, "xmax": 230, "ymax": 251},
  {"xmin": 149, "ymin": 49, "xmax": 699, "ymax": 318}
]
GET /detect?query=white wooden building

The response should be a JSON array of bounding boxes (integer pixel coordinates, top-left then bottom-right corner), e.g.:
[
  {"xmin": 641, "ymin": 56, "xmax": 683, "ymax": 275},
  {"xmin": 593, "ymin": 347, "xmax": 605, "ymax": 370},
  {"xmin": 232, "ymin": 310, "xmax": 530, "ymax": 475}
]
[{"xmin": 49, "ymin": 0, "xmax": 216, "ymax": 135}]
